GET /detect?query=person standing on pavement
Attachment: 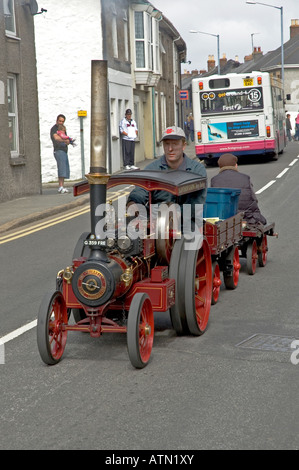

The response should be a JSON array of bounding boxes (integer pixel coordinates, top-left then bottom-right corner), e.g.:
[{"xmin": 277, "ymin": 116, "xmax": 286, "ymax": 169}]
[
  {"xmin": 50, "ymin": 114, "xmax": 70, "ymax": 193},
  {"xmin": 286, "ymin": 114, "xmax": 292, "ymax": 142},
  {"xmin": 188, "ymin": 113, "xmax": 194, "ymax": 142},
  {"xmin": 295, "ymin": 113, "xmax": 299, "ymax": 141},
  {"xmin": 184, "ymin": 115, "xmax": 190, "ymax": 143},
  {"xmin": 119, "ymin": 109, "xmax": 138, "ymax": 170}
]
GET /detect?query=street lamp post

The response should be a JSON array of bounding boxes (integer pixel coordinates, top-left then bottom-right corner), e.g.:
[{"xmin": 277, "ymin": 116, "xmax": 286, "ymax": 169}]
[
  {"xmin": 246, "ymin": 1, "xmax": 284, "ymax": 96},
  {"xmin": 190, "ymin": 30, "xmax": 220, "ymax": 74}
]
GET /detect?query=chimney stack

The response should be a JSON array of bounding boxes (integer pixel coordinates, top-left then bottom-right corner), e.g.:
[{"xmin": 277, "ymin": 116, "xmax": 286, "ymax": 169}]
[
  {"xmin": 253, "ymin": 46, "xmax": 263, "ymax": 60},
  {"xmin": 207, "ymin": 54, "xmax": 215, "ymax": 72},
  {"xmin": 290, "ymin": 19, "xmax": 299, "ymax": 39},
  {"xmin": 220, "ymin": 53, "xmax": 227, "ymax": 70}
]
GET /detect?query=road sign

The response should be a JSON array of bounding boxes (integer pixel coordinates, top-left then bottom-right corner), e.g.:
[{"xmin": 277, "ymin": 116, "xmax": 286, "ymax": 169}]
[
  {"xmin": 179, "ymin": 90, "xmax": 189, "ymax": 100},
  {"xmin": 78, "ymin": 110, "xmax": 87, "ymax": 117}
]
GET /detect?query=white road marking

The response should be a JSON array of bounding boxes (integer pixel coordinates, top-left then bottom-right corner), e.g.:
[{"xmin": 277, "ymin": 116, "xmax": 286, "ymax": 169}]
[
  {"xmin": 255, "ymin": 157, "xmax": 299, "ymax": 194},
  {"xmin": 276, "ymin": 168, "xmax": 289, "ymax": 178},
  {"xmin": 255, "ymin": 180, "xmax": 276, "ymax": 194},
  {"xmin": 0, "ymin": 320, "xmax": 37, "ymax": 345}
]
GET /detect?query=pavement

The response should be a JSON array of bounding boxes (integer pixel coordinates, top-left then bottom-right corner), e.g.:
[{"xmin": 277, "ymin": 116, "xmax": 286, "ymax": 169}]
[{"xmin": 0, "ymin": 144, "xmax": 197, "ymax": 234}]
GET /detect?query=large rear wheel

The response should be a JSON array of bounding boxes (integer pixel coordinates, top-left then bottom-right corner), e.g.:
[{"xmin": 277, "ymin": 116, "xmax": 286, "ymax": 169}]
[
  {"xmin": 185, "ymin": 239, "xmax": 212, "ymax": 336},
  {"xmin": 169, "ymin": 237, "xmax": 189, "ymax": 335}
]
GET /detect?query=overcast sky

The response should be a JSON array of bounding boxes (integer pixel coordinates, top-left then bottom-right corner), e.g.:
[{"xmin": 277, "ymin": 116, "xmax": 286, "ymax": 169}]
[{"xmin": 152, "ymin": 0, "xmax": 299, "ymax": 72}]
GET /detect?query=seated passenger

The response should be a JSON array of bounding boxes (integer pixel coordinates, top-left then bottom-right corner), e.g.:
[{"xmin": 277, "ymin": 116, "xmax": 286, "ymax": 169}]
[{"xmin": 210, "ymin": 153, "xmax": 267, "ymax": 225}]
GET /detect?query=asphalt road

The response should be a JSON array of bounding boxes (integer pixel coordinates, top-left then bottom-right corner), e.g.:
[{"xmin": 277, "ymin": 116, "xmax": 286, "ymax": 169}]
[{"xmin": 1, "ymin": 143, "xmax": 299, "ymax": 451}]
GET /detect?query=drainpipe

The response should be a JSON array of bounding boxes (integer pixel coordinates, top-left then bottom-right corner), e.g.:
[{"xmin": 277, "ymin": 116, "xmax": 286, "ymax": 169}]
[
  {"xmin": 153, "ymin": 13, "xmax": 163, "ymax": 158},
  {"xmin": 173, "ymin": 35, "xmax": 182, "ymax": 127},
  {"xmin": 152, "ymin": 87, "xmax": 156, "ymax": 158}
]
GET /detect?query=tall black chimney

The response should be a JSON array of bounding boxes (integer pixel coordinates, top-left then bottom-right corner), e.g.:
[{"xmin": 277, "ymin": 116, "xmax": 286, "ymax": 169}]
[{"xmin": 87, "ymin": 60, "xmax": 110, "ymax": 261}]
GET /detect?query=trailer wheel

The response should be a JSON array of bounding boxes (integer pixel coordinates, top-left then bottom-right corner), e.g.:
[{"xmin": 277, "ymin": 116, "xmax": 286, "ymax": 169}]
[
  {"xmin": 223, "ymin": 245, "xmax": 241, "ymax": 289},
  {"xmin": 185, "ymin": 239, "xmax": 212, "ymax": 336},
  {"xmin": 258, "ymin": 235, "xmax": 268, "ymax": 267},
  {"xmin": 211, "ymin": 261, "xmax": 221, "ymax": 305},
  {"xmin": 37, "ymin": 291, "xmax": 68, "ymax": 365},
  {"xmin": 127, "ymin": 293, "xmax": 154, "ymax": 369},
  {"xmin": 246, "ymin": 240, "xmax": 258, "ymax": 275},
  {"xmin": 169, "ymin": 237, "xmax": 189, "ymax": 335}
]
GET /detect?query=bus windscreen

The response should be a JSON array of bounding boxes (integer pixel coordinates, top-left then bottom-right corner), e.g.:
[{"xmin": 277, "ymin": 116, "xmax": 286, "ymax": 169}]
[{"xmin": 200, "ymin": 87, "xmax": 264, "ymax": 115}]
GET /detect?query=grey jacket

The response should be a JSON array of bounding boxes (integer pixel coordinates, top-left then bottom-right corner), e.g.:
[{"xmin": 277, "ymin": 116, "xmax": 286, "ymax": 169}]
[
  {"xmin": 210, "ymin": 166, "xmax": 267, "ymax": 225},
  {"xmin": 127, "ymin": 154, "xmax": 207, "ymax": 207}
]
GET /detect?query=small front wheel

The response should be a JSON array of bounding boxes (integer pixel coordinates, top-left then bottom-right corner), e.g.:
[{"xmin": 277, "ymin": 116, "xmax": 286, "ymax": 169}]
[
  {"xmin": 37, "ymin": 291, "xmax": 68, "ymax": 365},
  {"xmin": 127, "ymin": 293, "xmax": 154, "ymax": 369}
]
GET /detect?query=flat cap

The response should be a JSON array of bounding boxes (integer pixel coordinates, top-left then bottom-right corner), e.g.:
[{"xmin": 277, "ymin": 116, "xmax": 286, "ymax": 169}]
[{"xmin": 218, "ymin": 153, "xmax": 238, "ymax": 168}]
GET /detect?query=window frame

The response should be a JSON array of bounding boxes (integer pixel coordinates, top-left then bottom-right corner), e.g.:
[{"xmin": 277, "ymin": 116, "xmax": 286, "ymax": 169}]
[
  {"xmin": 134, "ymin": 11, "xmax": 160, "ymax": 73},
  {"xmin": 7, "ymin": 74, "xmax": 19, "ymax": 157},
  {"xmin": 111, "ymin": 2, "xmax": 118, "ymax": 58},
  {"xmin": 123, "ymin": 9, "xmax": 129, "ymax": 62},
  {"xmin": 4, "ymin": 0, "xmax": 16, "ymax": 36}
]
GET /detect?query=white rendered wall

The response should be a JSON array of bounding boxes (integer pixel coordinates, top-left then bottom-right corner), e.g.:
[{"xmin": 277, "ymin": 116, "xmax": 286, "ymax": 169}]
[{"xmin": 34, "ymin": 1, "xmax": 103, "ymax": 183}]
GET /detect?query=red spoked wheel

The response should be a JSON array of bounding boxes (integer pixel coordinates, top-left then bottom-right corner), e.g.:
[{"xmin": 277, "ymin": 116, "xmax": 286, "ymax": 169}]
[
  {"xmin": 223, "ymin": 245, "xmax": 241, "ymax": 289},
  {"xmin": 37, "ymin": 291, "xmax": 68, "ymax": 365},
  {"xmin": 211, "ymin": 261, "xmax": 221, "ymax": 305},
  {"xmin": 169, "ymin": 236, "xmax": 189, "ymax": 335},
  {"xmin": 127, "ymin": 293, "xmax": 154, "ymax": 368},
  {"xmin": 258, "ymin": 235, "xmax": 268, "ymax": 267},
  {"xmin": 185, "ymin": 239, "xmax": 212, "ymax": 336},
  {"xmin": 246, "ymin": 239, "xmax": 258, "ymax": 275}
]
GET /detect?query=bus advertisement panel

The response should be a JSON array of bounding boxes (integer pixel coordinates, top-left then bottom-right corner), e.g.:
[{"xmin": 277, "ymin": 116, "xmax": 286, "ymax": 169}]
[{"xmin": 192, "ymin": 72, "xmax": 286, "ymax": 163}]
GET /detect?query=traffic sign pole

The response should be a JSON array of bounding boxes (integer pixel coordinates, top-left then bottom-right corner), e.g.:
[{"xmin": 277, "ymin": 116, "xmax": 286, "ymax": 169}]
[{"xmin": 78, "ymin": 110, "xmax": 87, "ymax": 179}]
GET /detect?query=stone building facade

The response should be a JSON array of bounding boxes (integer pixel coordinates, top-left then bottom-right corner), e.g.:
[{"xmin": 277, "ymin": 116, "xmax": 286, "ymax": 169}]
[{"xmin": 0, "ymin": 0, "xmax": 41, "ymax": 202}]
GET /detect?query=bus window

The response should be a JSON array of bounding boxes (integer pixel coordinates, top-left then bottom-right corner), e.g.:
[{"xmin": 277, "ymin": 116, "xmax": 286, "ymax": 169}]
[{"xmin": 209, "ymin": 78, "xmax": 230, "ymax": 89}]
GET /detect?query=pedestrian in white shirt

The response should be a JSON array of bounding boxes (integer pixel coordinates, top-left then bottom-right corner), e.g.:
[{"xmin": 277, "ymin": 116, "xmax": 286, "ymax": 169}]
[{"xmin": 119, "ymin": 109, "xmax": 138, "ymax": 170}]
